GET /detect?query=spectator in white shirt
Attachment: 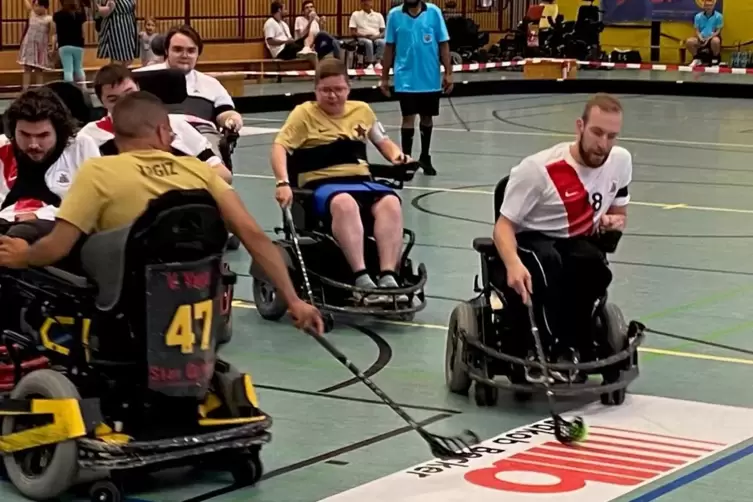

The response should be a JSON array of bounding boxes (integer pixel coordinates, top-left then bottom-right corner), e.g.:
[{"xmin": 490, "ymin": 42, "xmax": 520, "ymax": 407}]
[
  {"xmin": 349, "ymin": 0, "xmax": 385, "ymax": 68},
  {"xmin": 264, "ymin": 2, "xmax": 302, "ymax": 59},
  {"xmin": 294, "ymin": 0, "xmax": 341, "ymax": 59}
]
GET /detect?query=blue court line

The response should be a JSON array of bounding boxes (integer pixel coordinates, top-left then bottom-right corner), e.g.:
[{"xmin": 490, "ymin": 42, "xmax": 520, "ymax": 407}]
[{"xmin": 630, "ymin": 441, "xmax": 753, "ymax": 501}]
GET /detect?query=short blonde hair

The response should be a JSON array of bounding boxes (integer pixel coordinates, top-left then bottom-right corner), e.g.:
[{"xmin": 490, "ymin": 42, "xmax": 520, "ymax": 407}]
[
  {"xmin": 582, "ymin": 93, "xmax": 623, "ymax": 122},
  {"xmin": 315, "ymin": 58, "xmax": 348, "ymax": 84}
]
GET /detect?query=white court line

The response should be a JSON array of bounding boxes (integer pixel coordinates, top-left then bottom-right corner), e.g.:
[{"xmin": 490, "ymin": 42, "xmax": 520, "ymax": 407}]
[
  {"xmin": 242, "ymin": 117, "xmax": 753, "ymax": 149},
  {"xmin": 233, "ymin": 173, "xmax": 746, "ymax": 212}
]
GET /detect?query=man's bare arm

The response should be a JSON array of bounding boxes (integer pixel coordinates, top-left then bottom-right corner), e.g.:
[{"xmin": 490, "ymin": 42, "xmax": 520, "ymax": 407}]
[{"xmin": 22, "ymin": 220, "xmax": 82, "ymax": 267}]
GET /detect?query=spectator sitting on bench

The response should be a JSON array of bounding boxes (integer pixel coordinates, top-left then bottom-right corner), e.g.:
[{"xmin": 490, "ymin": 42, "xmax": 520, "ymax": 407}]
[
  {"xmin": 349, "ymin": 0, "xmax": 385, "ymax": 69},
  {"xmin": 686, "ymin": 0, "xmax": 722, "ymax": 66},
  {"xmin": 294, "ymin": 0, "xmax": 341, "ymax": 59},
  {"xmin": 264, "ymin": 1, "xmax": 329, "ymax": 60}
]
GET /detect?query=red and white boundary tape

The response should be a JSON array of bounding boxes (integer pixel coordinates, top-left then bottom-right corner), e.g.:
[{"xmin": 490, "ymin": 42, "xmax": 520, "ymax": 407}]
[{"xmin": 206, "ymin": 57, "xmax": 753, "ymax": 78}]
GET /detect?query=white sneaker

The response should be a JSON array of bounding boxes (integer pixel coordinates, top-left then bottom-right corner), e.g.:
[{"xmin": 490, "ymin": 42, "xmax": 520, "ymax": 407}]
[
  {"xmin": 354, "ymin": 274, "xmax": 388, "ymax": 305},
  {"xmin": 378, "ymin": 274, "xmax": 409, "ymax": 303},
  {"xmin": 689, "ymin": 58, "xmax": 702, "ymax": 67},
  {"xmin": 297, "ymin": 46, "xmax": 315, "ymax": 56}
]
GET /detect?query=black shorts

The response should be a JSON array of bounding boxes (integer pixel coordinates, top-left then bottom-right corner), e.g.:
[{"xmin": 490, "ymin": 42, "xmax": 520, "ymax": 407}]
[{"xmin": 396, "ymin": 92, "xmax": 441, "ymax": 118}]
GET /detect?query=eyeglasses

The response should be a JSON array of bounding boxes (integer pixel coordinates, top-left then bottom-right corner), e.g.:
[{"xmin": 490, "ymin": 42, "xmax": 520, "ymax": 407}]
[{"xmin": 316, "ymin": 86, "xmax": 349, "ymax": 95}]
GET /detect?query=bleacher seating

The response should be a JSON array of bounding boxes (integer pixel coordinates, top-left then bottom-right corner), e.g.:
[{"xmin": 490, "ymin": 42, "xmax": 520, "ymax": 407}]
[{"xmin": 0, "ymin": 0, "xmax": 511, "ymax": 91}]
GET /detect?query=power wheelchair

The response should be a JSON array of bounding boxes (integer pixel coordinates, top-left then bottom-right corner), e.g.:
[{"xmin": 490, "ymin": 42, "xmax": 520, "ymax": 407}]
[
  {"xmin": 444, "ymin": 176, "xmax": 645, "ymax": 407},
  {"xmin": 250, "ymin": 162, "xmax": 428, "ymax": 325},
  {"xmin": 134, "ymin": 69, "xmax": 242, "ymax": 251},
  {"xmin": 0, "ymin": 190, "xmax": 269, "ymax": 502}
]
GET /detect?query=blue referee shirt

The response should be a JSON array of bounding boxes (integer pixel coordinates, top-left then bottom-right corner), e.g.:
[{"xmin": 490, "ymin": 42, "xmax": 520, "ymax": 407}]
[
  {"xmin": 385, "ymin": 2, "xmax": 449, "ymax": 93},
  {"xmin": 694, "ymin": 10, "xmax": 723, "ymax": 39}
]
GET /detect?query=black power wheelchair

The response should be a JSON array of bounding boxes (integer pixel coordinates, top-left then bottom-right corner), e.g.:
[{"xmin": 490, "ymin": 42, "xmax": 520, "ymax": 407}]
[
  {"xmin": 250, "ymin": 162, "xmax": 428, "ymax": 324},
  {"xmin": 134, "ymin": 69, "xmax": 242, "ymax": 251},
  {"xmin": 444, "ymin": 176, "xmax": 645, "ymax": 407},
  {"xmin": 0, "ymin": 190, "xmax": 269, "ymax": 502}
]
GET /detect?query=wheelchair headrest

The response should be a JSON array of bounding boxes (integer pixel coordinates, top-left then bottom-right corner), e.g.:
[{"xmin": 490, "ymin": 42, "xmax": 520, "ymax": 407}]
[
  {"xmin": 129, "ymin": 189, "xmax": 229, "ymax": 262},
  {"xmin": 134, "ymin": 69, "xmax": 188, "ymax": 105},
  {"xmin": 494, "ymin": 175, "xmax": 510, "ymax": 221},
  {"xmin": 79, "ymin": 189, "xmax": 227, "ymax": 312},
  {"xmin": 150, "ymin": 34, "xmax": 166, "ymax": 57},
  {"xmin": 44, "ymin": 81, "xmax": 95, "ymax": 125}
]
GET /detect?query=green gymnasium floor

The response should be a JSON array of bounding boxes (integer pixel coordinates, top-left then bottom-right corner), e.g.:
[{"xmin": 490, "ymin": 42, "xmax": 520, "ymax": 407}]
[{"xmin": 5, "ymin": 91, "xmax": 753, "ymax": 501}]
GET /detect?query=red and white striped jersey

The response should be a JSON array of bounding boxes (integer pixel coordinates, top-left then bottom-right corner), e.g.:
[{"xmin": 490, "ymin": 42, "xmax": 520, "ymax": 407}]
[
  {"xmin": 0, "ymin": 134, "xmax": 100, "ymax": 221},
  {"xmin": 79, "ymin": 115, "xmax": 222, "ymax": 166},
  {"xmin": 500, "ymin": 142, "xmax": 632, "ymax": 238}
]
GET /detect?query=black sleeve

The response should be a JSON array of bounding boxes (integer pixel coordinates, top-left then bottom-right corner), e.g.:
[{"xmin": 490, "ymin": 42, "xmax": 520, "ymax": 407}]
[
  {"xmin": 170, "ymin": 147, "xmax": 188, "ymax": 156},
  {"xmin": 197, "ymin": 148, "xmax": 215, "ymax": 162},
  {"xmin": 99, "ymin": 139, "xmax": 119, "ymax": 156}
]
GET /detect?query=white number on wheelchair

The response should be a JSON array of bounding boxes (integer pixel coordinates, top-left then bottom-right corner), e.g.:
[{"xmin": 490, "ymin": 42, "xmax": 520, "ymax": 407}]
[{"xmin": 165, "ymin": 299, "xmax": 213, "ymax": 354}]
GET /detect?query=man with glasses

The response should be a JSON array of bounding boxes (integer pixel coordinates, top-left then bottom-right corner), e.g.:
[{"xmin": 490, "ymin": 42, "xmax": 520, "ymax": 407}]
[
  {"xmin": 269, "ymin": 58, "xmax": 412, "ymax": 301},
  {"xmin": 135, "ymin": 25, "xmax": 243, "ymax": 159}
]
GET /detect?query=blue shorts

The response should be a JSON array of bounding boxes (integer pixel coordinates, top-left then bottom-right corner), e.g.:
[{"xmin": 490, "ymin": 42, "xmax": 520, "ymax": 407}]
[{"xmin": 312, "ymin": 181, "xmax": 398, "ymax": 217}]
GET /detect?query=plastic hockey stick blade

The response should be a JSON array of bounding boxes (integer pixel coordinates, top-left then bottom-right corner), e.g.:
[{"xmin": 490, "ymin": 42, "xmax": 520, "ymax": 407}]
[{"xmin": 283, "ymin": 206, "xmax": 479, "ymax": 459}]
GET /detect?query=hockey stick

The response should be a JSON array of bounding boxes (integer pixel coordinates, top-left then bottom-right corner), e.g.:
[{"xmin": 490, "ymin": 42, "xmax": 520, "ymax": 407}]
[
  {"xmin": 526, "ymin": 303, "xmax": 588, "ymax": 444},
  {"xmin": 283, "ymin": 206, "xmax": 479, "ymax": 459}
]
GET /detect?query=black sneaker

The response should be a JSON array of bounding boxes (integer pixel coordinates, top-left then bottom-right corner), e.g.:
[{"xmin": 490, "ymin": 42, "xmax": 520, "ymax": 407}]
[{"xmin": 419, "ymin": 155, "xmax": 437, "ymax": 176}]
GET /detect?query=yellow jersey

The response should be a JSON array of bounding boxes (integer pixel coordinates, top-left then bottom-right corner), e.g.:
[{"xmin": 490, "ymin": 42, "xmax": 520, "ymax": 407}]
[
  {"xmin": 56, "ymin": 149, "xmax": 232, "ymax": 234},
  {"xmin": 274, "ymin": 100, "xmax": 379, "ymax": 188}
]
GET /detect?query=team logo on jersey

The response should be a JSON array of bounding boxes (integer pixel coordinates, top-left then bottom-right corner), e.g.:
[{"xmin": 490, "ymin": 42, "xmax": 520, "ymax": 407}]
[
  {"xmin": 354, "ymin": 123, "xmax": 368, "ymax": 139},
  {"xmin": 56, "ymin": 172, "xmax": 70, "ymax": 186},
  {"xmin": 423, "ymin": 33, "xmax": 433, "ymax": 43}
]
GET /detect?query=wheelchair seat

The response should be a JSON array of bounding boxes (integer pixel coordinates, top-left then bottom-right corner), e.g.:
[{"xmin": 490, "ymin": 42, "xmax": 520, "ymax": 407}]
[{"xmin": 471, "ymin": 175, "xmax": 509, "ymax": 257}]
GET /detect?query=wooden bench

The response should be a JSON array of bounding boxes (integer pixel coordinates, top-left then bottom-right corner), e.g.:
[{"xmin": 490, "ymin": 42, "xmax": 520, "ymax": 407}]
[{"xmin": 0, "ymin": 58, "xmax": 316, "ymax": 94}]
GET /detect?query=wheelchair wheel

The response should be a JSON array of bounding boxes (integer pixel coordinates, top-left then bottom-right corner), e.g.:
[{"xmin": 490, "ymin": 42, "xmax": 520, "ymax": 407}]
[
  {"xmin": 445, "ymin": 302, "xmax": 477, "ymax": 395},
  {"xmin": 230, "ymin": 446, "xmax": 264, "ymax": 486},
  {"xmin": 600, "ymin": 302, "xmax": 629, "ymax": 406},
  {"xmin": 226, "ymin": 234, "xmax": 241, "ymax": 251},
  {"xmin": 3, "ymin": 369, "xmax": 81, "ymax": 501},
  {"xmin": 253, "ymin": 278, "xmax": 288, "ymax": 321},
  {"xmin": 89, "ymin": 480, "xmax": 122, "ymax": 502},
  {"xmin": 473, "ymin": 382, "xmax": 499, "ymax": 407}
]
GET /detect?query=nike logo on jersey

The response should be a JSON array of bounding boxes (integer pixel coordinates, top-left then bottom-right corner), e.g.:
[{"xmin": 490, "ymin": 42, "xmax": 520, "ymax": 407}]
[{"xmin": 564, "ymin": 190, "xmax": 578, "ymax": 197}]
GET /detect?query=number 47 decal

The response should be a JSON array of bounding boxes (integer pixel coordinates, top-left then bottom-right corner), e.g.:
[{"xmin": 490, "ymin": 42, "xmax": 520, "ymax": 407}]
[{"xmin": 165, "ymin": 299, "xmax": 213, "ymax": 354}]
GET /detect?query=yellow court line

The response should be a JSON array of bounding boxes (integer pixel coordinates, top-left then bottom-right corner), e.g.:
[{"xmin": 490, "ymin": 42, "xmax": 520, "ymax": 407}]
[
  {"xmin": 233, "ymin": 173, "xmax": 753, "ymax": 215},
  {"xmin": 230, "ymin": 301, "xmax": 753, "ymax": 366}
]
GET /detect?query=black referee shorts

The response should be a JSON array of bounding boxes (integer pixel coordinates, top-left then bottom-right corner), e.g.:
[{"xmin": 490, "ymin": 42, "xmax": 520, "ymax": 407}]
[{"xmin": 396, "ymin": 91, "xmax": 441, "ymax": 118}]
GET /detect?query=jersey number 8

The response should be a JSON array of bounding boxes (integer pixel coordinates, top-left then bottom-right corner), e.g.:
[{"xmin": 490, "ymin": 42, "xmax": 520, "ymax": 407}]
[{"xmin": 591, "ymin": 192, "xmax": 603, "ymax": 211}]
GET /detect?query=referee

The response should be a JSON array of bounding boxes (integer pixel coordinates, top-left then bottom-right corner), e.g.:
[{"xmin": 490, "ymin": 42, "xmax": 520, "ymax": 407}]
[{"xmin": 380, "ymin": 0, "xmax": 453, "ymax": 176}]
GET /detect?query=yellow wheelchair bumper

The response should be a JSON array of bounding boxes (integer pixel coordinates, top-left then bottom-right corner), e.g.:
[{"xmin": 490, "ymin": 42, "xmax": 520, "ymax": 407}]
[{"xmin": 0, "ymin": 369, "xmax": 271, "ymax": 502}]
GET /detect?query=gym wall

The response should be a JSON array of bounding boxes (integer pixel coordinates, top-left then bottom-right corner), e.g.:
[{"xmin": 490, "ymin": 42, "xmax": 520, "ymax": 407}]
[
  {"xmin": 555, "ymin": 0, "xmax": 753, "ymax": 63},
  {"xmin": 0, "ymin": 0, "xmax": 522, "ymax": 71}
]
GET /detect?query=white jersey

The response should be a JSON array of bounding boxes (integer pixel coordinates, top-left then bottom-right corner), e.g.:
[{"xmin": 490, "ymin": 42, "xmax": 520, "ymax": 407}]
[
  {"xmin": 134, "ymin": 62, "xmax": 235, "ymax": 129},
  {"xmin": 0, "ymin": 134, "xmax": 100, "ymax": 221},
  {"xmin": 79, "ymin": 115, "xmax": 222, "ymax": 167},
  {"xmin": 500, "ymin": 142, "xmax": 632, "ymax": 238}
]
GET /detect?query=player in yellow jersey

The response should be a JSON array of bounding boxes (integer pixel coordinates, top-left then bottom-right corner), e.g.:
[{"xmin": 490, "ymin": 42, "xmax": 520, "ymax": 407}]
[
  {"xmin": 270, "ymin": 58, "xmax": 412, "ymax": 302},
  {"xmin": 0, "ymin": 90, "xmax": 324, "ymax": 335}
]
